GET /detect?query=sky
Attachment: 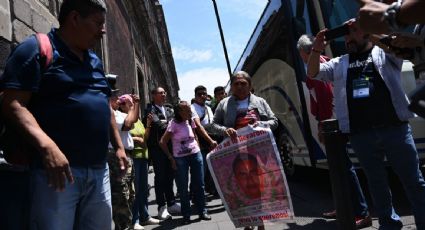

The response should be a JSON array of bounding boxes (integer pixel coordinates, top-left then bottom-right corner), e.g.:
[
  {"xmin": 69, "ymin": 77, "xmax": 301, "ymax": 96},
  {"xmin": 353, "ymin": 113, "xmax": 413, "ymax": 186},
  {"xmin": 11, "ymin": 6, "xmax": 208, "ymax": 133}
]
[{"xmin": 161, "ymin": 0, "xmax": 268, "ymax": 102}]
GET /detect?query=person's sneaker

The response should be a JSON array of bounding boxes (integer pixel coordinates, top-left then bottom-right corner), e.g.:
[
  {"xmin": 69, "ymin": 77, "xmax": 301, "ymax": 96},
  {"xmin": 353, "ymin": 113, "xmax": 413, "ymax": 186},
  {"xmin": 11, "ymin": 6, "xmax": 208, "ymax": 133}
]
[
  {"xmin": 322, "ymin": 209, "xmax": 337, "ymax": 219},
  {"xmin": 141, "ymin": 217, "xmax": 160, "ymax": 225},
  {"xmin": 168, "ymin": 203, "xmax": 181, "ymax": 214},
  {"xmin": 132, "ymin": 223, "xmax": 144, "ymax": 230},
  {"xmin": 355, "ymin": 215, "xmax": 372, "ymax": 229},
  {"xmin": 158, "ymin": 205, "xmax": 171, "ymax": 220},
  {"xmin": 199, "ymin": 213, "xmax": 212, "ymax": 221}
]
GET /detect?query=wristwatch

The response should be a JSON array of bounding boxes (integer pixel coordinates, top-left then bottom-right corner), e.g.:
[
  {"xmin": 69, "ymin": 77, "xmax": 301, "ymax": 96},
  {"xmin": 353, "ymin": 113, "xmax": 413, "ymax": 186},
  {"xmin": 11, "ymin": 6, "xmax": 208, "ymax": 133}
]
[{"xmin": 383, "ymin": 0, "xmax": 407, "ymax": 32}]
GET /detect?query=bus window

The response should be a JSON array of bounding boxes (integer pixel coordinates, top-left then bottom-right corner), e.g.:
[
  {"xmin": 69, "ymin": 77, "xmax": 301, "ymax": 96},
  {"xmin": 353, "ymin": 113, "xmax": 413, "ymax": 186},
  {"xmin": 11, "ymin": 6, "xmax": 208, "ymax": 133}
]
[
  {"xmin": 303, "ymin": 0, "xmax": 312, "ymax": 35},
  {"xmin": 319, "ymin": 0, "xmax": 359, "ymax": 56}
]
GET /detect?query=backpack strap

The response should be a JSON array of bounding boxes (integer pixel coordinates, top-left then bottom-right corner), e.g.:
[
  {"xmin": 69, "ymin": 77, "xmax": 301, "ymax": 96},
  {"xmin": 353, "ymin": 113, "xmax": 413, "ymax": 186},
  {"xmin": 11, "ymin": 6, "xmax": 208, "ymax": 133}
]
[{"xmin": 35, "ymin": 33, "xmax": 53, "ymax": 70}]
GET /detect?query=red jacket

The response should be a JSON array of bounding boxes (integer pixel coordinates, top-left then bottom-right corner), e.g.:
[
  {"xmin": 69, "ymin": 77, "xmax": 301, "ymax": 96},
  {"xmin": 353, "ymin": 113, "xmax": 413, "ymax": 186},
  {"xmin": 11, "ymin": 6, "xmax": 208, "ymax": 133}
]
[{"xmin": 305, "ymin": 55, "xmax": 333, "ymax": 121}]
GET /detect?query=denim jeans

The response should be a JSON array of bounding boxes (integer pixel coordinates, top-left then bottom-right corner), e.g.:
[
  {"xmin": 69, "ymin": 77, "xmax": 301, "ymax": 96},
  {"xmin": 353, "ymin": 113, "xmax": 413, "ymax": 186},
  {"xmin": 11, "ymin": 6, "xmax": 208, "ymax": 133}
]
[
  {"xmin": 132, "ymin": 158, "xmax": 150, "ymax": 224},
  {"xmin": 150, "ymin": 147, "xmax": 176, "ymax": 209},
  {"xmin": 350, "ymin": 124, "xmax": 425, "ymax": 230},
  {"xmin": 30, "ymin": 164, "xmax": 112, "ymax": 230},
  {"xmin": 174, "ymin": 152, "xmax": 207, "ymax": 218}
]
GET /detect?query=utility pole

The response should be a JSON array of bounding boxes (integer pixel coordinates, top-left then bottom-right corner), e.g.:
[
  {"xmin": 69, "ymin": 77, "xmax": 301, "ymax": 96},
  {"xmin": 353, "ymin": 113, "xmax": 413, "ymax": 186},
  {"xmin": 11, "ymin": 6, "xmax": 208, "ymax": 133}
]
[{"xmin": 211, "ymin": 0, "xmax": 232, "ymax": 79}]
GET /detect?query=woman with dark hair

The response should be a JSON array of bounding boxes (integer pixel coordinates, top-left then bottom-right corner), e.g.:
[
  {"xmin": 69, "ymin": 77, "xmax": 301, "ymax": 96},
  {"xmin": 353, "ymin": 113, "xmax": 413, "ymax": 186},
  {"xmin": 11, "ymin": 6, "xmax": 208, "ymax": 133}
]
[
  {"xmin": 212, "ymin": 71, "xmax": 278, "ymax": 230},
  {"xmin": 159, "ymin": 101, "xmax": 211, "ymax": 225}
]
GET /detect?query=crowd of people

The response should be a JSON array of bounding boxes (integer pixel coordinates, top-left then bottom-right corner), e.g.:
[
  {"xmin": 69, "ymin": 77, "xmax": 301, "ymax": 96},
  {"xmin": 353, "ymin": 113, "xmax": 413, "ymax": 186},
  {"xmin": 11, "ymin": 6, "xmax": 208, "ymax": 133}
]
[{"xmin": 1, "ymin": 0, "xmax": 425, "ymax": 230}]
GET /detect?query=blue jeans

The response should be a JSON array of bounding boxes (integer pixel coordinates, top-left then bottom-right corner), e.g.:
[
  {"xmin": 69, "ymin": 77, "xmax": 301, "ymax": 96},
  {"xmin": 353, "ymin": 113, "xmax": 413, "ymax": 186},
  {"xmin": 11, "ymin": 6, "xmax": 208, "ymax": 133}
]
[
  {"xmin": 174, "ymin": 152, "xmax": 206, "ymax": 218},
  {"xmin": 132, "ymin": 158, "xmax": 150, "ymax": 224},
  {"xmin": 30, "ymin": 164, "xmax": 112, "ymax": 230},
  {"xmin": 350, "ymin": 124, "xmax": 425, "ymax": 230}
]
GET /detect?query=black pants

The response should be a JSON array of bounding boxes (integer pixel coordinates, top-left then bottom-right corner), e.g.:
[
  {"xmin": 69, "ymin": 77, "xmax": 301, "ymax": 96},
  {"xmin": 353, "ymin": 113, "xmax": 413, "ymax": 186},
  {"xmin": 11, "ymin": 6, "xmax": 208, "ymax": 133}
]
[
  {"xmin": 201, "ymin": 148, "xmax": 217, "ymax": 195},
  {"xmin": 150, "ymin": 147, "xmax": 176, "ymax": 209},
  {"xmin": 0, "ymin": 169, "xmax": 30, "ymax": 230}
]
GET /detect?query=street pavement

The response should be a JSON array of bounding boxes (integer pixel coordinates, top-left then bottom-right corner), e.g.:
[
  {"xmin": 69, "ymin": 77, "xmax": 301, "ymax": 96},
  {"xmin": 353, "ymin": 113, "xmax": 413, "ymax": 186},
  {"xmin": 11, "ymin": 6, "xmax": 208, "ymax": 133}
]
[{"xmin": 142, "ymin": 166, "xmax": 419, "ymax": 230}]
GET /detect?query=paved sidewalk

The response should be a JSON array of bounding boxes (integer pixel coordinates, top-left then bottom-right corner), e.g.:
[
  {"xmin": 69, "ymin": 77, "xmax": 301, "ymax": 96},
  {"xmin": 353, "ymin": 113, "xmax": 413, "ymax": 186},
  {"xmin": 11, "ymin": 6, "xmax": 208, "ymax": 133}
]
[{"xmin": 141, "ymin": 167, "xmax": 417, "ymax": 230}]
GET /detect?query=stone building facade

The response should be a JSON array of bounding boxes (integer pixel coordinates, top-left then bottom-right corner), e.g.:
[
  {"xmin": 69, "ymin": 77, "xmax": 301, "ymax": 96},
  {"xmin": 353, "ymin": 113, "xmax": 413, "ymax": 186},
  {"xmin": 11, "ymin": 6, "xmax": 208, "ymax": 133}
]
[{"xmin": 0, "ymin": 0, "xmax": 179, "ymax": 109}]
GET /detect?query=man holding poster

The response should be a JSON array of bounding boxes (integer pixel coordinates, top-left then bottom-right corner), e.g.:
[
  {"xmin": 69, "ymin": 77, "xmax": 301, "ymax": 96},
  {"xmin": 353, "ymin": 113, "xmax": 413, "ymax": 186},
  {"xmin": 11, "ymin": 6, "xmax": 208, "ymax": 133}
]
[{"xmin": 210, "ymin": 71, "xmax": 293, "ymax": 229}]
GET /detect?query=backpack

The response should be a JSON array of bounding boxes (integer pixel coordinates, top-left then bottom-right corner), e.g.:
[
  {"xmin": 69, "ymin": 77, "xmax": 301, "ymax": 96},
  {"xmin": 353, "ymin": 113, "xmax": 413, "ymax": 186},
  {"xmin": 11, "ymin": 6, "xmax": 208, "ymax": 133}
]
[{"xmin": 0, "ymin": 33, "xmax": 53, "ymax": 166}]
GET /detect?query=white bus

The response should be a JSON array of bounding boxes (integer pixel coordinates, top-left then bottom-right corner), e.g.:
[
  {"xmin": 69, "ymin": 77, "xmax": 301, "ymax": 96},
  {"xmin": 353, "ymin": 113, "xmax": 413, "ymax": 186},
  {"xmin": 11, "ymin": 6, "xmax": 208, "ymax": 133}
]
[{"xmin": 233, "ymin": 0, "xmax": 425, "ymax": 175}]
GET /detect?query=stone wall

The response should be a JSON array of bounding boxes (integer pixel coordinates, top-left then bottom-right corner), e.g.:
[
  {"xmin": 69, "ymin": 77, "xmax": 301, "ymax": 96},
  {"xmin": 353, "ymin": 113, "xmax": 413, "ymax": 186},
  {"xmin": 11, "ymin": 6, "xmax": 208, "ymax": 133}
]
[{"xmin": 0, "ymin": 0, "xmax": 179, "ymax": 106}]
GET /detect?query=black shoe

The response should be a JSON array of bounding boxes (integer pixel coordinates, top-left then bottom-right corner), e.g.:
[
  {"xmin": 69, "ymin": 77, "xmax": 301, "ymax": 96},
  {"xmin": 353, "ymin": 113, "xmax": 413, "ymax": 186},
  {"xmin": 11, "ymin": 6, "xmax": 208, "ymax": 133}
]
[
  {"xmin": 199, "ymin": 213, "xmax": 212, "ymax": 221},
  {"xmin": 181, "ymin": 217, "xmax": 191, "ymax": 225}
]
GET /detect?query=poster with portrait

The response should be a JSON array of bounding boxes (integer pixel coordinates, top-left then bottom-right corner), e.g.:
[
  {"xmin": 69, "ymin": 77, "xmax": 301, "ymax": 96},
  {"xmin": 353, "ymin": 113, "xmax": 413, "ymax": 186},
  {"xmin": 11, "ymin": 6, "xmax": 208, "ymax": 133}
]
[{"xmin": 206, "ymin": 126, "xmax": 294, "ymax": 228}]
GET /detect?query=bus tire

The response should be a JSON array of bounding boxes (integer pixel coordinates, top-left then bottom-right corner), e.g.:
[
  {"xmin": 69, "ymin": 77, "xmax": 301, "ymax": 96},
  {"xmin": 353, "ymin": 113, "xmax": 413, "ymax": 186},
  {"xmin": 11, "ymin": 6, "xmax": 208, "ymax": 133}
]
[{"xmin": 278, "ymin": 133, "xmax": 296, "ymax": 178}]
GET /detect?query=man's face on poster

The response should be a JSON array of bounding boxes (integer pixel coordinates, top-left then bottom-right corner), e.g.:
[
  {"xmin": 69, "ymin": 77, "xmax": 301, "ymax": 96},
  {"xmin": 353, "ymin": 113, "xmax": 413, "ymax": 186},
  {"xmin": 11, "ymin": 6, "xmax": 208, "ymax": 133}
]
[{"xmin": 234, "ymin": 159, "xmax": 265, "ymax": 199}]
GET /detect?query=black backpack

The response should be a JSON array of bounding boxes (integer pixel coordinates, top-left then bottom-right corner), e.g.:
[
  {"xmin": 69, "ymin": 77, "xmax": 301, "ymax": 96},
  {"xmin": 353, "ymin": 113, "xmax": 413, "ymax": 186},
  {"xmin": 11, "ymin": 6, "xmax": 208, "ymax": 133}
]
[{"xmin": 0, "ymin": 33, "xmax": 53, "ymax": 166}]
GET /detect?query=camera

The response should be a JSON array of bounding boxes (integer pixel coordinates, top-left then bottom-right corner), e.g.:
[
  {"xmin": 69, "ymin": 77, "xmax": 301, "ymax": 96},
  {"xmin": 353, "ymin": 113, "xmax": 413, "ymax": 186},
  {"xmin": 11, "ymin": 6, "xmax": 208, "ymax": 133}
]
[{"xmin": 324, "ymin": 24, "xmax": 350, "ymax": 41}]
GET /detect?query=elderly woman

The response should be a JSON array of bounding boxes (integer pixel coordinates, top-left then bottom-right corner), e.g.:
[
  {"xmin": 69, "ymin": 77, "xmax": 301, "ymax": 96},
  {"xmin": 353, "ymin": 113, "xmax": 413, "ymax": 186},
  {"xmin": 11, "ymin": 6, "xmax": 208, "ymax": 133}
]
[{"xmin": 211, "ymin": 71, "xmax": 278, "ymax": 230}]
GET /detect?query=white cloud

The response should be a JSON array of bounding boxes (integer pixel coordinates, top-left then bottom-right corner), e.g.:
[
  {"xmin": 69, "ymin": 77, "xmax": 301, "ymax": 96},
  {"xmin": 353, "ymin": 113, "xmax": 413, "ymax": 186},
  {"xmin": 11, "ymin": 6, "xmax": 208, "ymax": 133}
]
[
  {"xmin": 172, "ymin": 46, "xmax": 213, "ymax": 63},
  {"xmin": 177, "ymin": 67, "xmax": 230, "ymax": 102}
]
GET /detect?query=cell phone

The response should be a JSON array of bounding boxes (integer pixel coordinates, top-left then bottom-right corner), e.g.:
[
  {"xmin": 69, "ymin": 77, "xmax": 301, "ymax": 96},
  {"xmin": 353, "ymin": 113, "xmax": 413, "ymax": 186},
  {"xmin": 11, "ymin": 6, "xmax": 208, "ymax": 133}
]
[{"xmin": 324, "ymin": 24, "xmax": 350, "ymax": 41}]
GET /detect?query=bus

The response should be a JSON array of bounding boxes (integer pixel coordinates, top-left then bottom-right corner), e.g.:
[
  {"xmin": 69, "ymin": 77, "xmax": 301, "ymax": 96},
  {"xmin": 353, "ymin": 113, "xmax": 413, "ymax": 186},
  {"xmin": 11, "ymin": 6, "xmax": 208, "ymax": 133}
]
[{"xmin": 233, "ymin": 0, "xmax": 425, "ymax": 175}]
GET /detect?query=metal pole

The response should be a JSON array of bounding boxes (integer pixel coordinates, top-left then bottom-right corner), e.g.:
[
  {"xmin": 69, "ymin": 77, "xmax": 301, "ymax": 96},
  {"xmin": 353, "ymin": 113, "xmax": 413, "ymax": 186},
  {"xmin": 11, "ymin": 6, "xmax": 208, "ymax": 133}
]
[
  {"xmin": 211, "ymin": 0, "xmax": 232, "ymax": 79},
  {"xmin": 321, "ymin": 119, "xmax": 356, "ymax": 230}
]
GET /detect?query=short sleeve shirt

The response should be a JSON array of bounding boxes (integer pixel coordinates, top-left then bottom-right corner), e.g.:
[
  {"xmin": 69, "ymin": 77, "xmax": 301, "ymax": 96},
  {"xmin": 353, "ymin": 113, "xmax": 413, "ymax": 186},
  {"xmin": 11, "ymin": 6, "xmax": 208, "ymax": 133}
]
[
  {"xmin": 191, "ymin": 103, "xmax": 213, "ymax": 126},
  {"xmin": 130, "ymin": 119, "xmax": 148, "ymax": 159},
  {"xmin": 0, "ymin": 29, "xmax": 112, "ymax": 168},
  {"xmin": 112, "ymin": 110, "xmax": 134, "ymax": 150},
  {"xmin": 166, "ymin": 119, "xmax": 200, "ymax": 157}
]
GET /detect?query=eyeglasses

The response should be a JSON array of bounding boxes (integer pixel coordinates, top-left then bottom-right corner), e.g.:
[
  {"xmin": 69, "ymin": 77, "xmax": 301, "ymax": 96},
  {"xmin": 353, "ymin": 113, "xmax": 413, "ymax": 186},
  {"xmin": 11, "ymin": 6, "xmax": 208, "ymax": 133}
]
[
  {"xmin": 196, "ymin": 92, "xmax": 207, "ymax": 97},
  {"xmin": 156, "ymin": 91, "xmax": 167, "ymax": 95}
]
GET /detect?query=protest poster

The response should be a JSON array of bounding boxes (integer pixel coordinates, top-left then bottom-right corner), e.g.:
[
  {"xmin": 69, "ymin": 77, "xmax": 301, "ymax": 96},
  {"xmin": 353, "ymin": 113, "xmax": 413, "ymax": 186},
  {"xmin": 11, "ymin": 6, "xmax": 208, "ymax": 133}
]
[{"xmin": 206, "ymin": 125, "xmax": 294, "ymax": 228}]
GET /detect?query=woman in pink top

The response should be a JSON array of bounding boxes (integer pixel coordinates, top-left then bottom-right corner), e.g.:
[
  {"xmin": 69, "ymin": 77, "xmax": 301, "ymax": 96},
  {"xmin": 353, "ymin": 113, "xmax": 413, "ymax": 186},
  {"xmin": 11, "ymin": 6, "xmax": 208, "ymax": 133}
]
[{"xmin": 159, "ymin": 101, "xmax": 211, "ymax": 225}]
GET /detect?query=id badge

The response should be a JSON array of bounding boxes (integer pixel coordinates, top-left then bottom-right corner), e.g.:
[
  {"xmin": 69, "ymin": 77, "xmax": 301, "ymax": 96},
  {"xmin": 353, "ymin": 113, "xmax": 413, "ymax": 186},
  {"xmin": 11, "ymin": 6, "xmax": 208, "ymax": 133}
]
[{"xmin": 353, "ymin": 78, "xmax": 370, "ymax": 98}]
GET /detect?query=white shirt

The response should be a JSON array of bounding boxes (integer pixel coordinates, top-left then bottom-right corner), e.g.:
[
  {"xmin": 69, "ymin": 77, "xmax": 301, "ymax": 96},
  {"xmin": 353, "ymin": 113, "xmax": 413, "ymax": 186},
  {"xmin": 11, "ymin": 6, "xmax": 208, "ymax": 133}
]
[
  {"xmin": 236, "ymin": 97, "xmax": 249, "ymax": 112},
  {"xmin": 109, "ymin": 110, "xmax": 134, "ymax": 150},
  {"xmin": 191, "ymin": 103, "xmax": 214, "ymax": 126},
  {"xmin": 155, "ymin": 104, "xmax": 167, "ymax": 119}
]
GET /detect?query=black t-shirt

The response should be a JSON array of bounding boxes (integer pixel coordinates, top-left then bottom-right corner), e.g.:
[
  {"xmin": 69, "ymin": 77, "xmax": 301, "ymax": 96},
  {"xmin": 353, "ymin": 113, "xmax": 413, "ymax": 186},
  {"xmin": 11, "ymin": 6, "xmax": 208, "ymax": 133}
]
[{"xmin": 346, "ymin": 49, "xmax": 401, "ymax": 132}]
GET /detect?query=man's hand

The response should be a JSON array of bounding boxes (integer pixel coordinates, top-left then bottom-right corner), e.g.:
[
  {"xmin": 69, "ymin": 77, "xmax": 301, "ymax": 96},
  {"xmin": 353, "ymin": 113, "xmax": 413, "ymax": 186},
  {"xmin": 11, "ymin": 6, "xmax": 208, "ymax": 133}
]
[
  {"xmin": 225, "ymin": 128, "xmax": 237, "ymax": 139},
  {"xmin": 209, "ymin": 140, "xmax": 218, "ymax": 150},
  {"xmin": 314, "ymin": 29, "xmax": 328, "ymax": 51},
  {"xmin": 357, "ymin": 0, "xmax": 391, "ymax": 34},
  {"xmin": 390, "ymin": 33, "xmax": 423, "ymax": 48},
  {"xmin": 170, "ymin": 158, "xmax": 177, "ymax": 170},
  {"xmin": 115, "ymin": 148, "xmax": 129, "ymax": 171},
  {"xmin": 41, "ymin": 144, "xmax": 74, "ymax": 192},
  {"xmin": 146, "ymin": 113, "xmax": 154, "ymax": 127},
  {"xmin": 131, "ymin": 94, "xmax": 140, "ymax": 103}
]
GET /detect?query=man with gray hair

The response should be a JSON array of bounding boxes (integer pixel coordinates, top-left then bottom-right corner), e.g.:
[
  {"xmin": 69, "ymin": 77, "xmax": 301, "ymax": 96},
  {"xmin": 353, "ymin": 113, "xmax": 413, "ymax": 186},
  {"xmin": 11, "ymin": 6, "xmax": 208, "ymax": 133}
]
[
  {"xmin": 0, "ymin": 0, "xmax": 128, "ymax": 229},
  {"xmin": 297, "ymin": 34, "xmax": 371, "ymax": 228},
  {"xmin": 297, "ymin": 34, "xmax": 333, "ymax": 123}
]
